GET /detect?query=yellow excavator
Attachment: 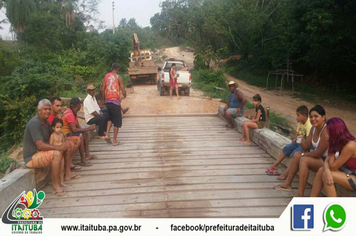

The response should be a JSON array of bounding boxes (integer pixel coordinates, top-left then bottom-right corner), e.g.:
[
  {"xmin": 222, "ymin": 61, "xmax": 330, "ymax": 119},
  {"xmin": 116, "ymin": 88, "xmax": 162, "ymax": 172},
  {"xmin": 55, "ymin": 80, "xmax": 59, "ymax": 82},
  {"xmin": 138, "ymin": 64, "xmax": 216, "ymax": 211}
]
[{"xmin": 127, "ymin": 33, "xmax": 158, "ymax": 84}]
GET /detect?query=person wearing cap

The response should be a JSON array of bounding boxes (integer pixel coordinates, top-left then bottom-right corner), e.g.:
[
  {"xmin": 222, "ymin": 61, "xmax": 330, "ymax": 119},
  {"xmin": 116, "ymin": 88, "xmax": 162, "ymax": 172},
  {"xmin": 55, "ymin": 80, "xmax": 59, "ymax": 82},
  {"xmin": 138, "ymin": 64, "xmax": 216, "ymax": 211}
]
[
  {"xmin": 23, "ymin": 99, "xmax": 69, "ymax": 196},
  {"xmin": 169, "ymin": 63, "xmax": 180, "ymax": 100},
  {"xmin": 62, "ymin": 97, "xmax": 96, "ymax": 167},
  {"xmin": 103, "ymin": 63, "xmax": 127, "ymax": 146},
  {"xmin": 84, "ymin": 84, "xmax": 108, "ymax": 139},
  {"xmin": 219, "ymin": 81, "xmax": 247, "ymax": 129}
]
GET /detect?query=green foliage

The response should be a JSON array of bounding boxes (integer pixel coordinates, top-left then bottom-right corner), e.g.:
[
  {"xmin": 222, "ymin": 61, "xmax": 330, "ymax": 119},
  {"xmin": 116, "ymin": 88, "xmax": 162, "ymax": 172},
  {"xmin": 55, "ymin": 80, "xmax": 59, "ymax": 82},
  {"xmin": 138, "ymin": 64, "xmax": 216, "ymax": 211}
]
[
  {"xmin": 4, "ymin": 0, "xmax": 37, "ymax": 33},
  {"xmin": 269, "ymin": 111, "xmax": 293, "ymax": 138},
  {"xmin": 152, "ymin": 0, "xmax": 356, "ymax": 94},
  {"xmin": 0, "ymin": 40, "xmax": 20, "ymax": 77},
  {"xmin": 191, "ymin": 69, "xmax": 228, "ymax": 99},
  {"xmin": 0, "ymin": 153, "xmax": 16, "ymax": 174},
  {"xmin": 0, "ymin": 0, "xmax": 170, "ymax": 153}
]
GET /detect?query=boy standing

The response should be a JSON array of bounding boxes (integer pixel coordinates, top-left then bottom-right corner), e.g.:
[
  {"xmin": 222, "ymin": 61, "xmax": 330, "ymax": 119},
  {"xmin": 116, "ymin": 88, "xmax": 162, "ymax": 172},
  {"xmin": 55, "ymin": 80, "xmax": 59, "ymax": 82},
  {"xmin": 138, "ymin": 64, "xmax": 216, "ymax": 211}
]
[{"xmin": 266, "ymin": 105, "xmax": 312, "ymax": 177}]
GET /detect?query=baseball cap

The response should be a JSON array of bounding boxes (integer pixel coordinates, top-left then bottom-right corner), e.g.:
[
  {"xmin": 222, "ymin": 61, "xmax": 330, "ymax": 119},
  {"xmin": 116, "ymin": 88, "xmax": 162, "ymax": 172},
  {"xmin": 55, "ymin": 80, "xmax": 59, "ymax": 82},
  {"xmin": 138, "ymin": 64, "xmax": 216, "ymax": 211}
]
[
  {"xmin": 87, "ymin": 84, "xmax": 95, "ymax": 90},
  {"xmin": 70, "ymin": 97, "xmax": 82, "ymax": 106}
]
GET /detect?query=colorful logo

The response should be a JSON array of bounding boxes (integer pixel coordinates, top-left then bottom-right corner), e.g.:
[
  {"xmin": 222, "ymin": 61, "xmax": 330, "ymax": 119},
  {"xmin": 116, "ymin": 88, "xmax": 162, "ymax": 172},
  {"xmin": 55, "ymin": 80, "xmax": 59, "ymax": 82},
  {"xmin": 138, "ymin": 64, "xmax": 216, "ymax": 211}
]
[
  {"xmin": 323, "ymin": 203, "xmax": 346, "ymax": 231},
  {"xmin": 292, "ymin": 204, "xmax": 314, "ymax": 230},
  {"xmin": 2, "ymin": 189, "xmax": 45, "ymax": 233}
]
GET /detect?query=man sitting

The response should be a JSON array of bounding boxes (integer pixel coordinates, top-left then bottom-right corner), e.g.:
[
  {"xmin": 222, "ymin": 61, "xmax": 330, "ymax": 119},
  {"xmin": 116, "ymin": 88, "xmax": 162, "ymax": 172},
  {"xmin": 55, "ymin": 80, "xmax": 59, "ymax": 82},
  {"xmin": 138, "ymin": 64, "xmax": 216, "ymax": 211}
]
[
  {"xmin": 62, "ymin": 97, "xmax": 96, "ymax": 167},
  {"xmin": 23, "ymin": 99, "xmax": 69, "ymax": 196},
  {"xmin": 48, "ymin": 97, "xmax": 62, "ymax": 125},
  {"xmin": 83, "ymin": 84, "xmax": 108, "ymax": 140},
  {"xmin": 49, "ymin": 97, "xmax": 82, "ymax": 177},
  {"xmin": 219, "ymin": 81, "xmax": 246, "ymax": 129}
]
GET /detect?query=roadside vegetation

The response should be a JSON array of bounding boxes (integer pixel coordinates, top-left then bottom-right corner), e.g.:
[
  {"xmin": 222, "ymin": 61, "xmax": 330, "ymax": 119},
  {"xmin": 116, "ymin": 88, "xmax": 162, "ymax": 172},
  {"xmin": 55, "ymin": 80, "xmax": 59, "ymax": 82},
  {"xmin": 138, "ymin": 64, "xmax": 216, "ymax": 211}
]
[
  {"xmin": 152, "ymin": 0, "xmax": 356, "ymax": 100},
  {"xmin": 0, "ymin": 0, "xmax": 177, "ymax": 155},
  {"xmin": 0, "ymin": 152, "xmax": 16, "ymax": 176}
]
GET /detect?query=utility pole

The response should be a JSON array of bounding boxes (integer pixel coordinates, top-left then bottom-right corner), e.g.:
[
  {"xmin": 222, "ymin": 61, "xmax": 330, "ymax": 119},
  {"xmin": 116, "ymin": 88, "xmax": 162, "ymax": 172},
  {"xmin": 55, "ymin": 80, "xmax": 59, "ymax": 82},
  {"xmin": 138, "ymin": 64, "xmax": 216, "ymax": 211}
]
[{"xmin": 112, "ymin": 1, "xmax": 115, "ymax": 34}]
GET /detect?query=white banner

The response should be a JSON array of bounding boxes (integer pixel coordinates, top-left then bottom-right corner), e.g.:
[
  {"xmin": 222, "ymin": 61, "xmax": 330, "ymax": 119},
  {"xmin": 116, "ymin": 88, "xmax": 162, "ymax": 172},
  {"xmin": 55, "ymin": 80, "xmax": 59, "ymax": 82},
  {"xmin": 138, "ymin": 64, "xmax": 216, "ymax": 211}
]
[{"xmin": 1, "ymin": 196, "xmax": 355, "ymax": 236}]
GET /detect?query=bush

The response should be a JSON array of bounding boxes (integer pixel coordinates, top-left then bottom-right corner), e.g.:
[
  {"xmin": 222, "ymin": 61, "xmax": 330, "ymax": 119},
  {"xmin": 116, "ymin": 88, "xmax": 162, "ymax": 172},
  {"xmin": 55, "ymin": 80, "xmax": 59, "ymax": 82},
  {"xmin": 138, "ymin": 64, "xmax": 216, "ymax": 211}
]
[{"xmin": 0, "ymin": 153, "xmax": 17, "ymax": 174}]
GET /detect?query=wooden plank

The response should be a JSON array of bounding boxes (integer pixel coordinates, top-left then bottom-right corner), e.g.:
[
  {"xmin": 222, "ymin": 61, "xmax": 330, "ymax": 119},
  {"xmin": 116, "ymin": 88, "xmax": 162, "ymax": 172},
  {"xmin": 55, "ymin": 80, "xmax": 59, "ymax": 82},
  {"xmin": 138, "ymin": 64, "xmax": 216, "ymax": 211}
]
[
  {"xmin": 82, "ymin": 153, "xmax": 271, "ymax": 162},
  {"xmin": 42, "ymin": 198, "xmax": 289, "ymax": 216},
  {"xmin": 86, "ymin": 142, "xmax": 259, "ymax": 152},
  {"xmin": 40, "ymin": 114, "xmax": 296, "ymax": 218},
  {"xmin": 44, "ymin": 206, "xmax": 285, "ymax": 218},
  {"xmin": 71, "ymin": 158, "xmax": 271, "ymax": 170},
  {"xmin": 44, "ymin": 182, "xmax": 305, "ymax": 200},
  {"xmin": 87, "ymin": 147, "xmax": 266, "ymax": 155},
  {"xmin": 40, "ymin": 189, "xmax": 296, "ymax": 209},
  {"xmin": 44, "ymin": 175, "xmax": 297, "ymax": 192},
  {"xmin": 74, "ymin": 164, "xmax": 275, "ymax": 175}
]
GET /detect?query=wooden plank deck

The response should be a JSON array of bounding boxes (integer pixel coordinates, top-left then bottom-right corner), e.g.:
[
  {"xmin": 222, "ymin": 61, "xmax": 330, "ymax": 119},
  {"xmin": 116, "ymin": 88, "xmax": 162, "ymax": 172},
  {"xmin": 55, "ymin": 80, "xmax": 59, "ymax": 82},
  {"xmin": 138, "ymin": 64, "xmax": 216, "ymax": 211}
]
[{"xmin": 41, "ymin": 115, "xmax": 308, "ymax": 218}]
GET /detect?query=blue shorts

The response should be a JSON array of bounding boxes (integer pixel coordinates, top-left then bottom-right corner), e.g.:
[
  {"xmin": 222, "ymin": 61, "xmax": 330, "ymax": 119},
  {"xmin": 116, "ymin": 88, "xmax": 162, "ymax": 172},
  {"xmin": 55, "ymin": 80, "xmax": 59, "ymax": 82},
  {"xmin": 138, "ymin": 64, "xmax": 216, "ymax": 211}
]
[
  {"xmin": 219, "ymin": 105, "xmax": 243, "ymax": 118},
  {"xmin": 282, "ymin": 142, "xmax": 303, "ymax": 158}
]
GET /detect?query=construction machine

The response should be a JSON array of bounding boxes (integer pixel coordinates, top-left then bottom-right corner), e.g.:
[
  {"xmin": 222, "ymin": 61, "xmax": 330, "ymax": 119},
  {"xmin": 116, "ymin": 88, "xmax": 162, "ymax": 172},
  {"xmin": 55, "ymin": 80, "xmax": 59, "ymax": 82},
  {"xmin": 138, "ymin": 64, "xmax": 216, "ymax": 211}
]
[{"xmin": 127, "ymin": 33, "xmax": 158, "ymax": 84}]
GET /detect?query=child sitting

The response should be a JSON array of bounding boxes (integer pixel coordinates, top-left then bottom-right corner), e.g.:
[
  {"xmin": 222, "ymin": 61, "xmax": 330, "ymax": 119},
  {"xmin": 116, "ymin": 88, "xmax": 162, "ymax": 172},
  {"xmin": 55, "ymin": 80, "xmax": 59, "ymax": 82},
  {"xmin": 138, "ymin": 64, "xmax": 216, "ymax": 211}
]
[
  {"xmin": 49, "ymin": 118, "xmax": 67, "ymax": 188},
  {"xmin": 238, "ymin": 94, "xmax": 266, "ymax": 146},
  {"xmin": 266, "ymin": 105, "xmax": 312, "ymax": 177}
]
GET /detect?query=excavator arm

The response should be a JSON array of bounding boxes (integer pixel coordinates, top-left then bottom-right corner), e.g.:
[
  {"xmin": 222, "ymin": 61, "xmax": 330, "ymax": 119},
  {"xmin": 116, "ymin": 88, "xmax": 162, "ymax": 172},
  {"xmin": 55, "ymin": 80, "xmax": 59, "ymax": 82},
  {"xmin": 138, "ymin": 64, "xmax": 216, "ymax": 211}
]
[{"xmin": 133, "ymin": 33, "xmax": 142, "ymax": 65}]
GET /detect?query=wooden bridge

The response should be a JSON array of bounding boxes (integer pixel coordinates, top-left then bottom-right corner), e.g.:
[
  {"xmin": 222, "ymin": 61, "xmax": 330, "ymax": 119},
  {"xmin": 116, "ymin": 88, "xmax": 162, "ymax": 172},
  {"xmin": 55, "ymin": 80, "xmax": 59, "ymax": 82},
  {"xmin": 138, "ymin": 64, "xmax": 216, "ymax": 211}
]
[{"xmin": 40, "ymin": 114, "xmax": 307, "ymax": 218}]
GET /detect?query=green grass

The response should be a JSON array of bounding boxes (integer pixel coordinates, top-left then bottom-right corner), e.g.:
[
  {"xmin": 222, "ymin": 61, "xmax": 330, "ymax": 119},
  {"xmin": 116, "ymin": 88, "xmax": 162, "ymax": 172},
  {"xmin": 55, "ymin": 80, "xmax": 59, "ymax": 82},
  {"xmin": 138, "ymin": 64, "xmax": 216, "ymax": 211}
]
[{"xmin": 0, "ymin": 153, "xmax": 16, "ymax": 174}]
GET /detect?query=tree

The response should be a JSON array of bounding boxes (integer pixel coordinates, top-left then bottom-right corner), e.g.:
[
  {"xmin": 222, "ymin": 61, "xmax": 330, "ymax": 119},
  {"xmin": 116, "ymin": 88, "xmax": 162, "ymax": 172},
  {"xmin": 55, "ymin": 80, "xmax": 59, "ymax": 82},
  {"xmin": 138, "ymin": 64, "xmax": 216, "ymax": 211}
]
[{"xmin": 4, "ymin": 0, "xmax": 37, "ymax": 33}]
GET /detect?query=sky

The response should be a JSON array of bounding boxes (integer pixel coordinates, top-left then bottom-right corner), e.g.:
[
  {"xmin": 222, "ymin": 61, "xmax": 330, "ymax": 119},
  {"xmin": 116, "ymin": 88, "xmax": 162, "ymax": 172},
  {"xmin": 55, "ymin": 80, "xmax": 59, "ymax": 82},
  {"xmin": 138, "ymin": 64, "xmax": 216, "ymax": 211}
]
[{"xmin": 0, "ymin": 0, "xmax": 163, "ymax": 40}]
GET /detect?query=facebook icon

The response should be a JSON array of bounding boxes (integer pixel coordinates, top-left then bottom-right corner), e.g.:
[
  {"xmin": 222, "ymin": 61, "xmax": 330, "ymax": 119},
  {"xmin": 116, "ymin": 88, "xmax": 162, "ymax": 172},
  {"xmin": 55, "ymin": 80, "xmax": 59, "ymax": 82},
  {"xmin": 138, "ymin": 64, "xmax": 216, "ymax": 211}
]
[{"xmin": 292, "ymin": 204, "xmax": 314, "ymax": 230}]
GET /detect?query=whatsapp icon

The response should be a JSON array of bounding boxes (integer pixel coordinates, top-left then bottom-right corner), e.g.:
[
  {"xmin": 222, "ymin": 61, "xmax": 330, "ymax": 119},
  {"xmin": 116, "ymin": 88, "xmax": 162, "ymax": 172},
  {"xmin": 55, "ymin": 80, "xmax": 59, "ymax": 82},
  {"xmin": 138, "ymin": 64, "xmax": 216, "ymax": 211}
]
[{"xmin": 323, "ymin": 203, "xmax": 346, "ymax": 231}]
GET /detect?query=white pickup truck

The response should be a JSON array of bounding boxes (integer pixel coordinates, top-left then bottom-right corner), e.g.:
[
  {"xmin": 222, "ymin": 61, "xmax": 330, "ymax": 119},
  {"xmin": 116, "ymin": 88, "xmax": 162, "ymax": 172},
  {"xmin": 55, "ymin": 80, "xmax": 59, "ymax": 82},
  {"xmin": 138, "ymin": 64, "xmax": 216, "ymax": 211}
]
[{"xmin": 157, "ymin": 59, "xmax": 192, "ymax": 96}]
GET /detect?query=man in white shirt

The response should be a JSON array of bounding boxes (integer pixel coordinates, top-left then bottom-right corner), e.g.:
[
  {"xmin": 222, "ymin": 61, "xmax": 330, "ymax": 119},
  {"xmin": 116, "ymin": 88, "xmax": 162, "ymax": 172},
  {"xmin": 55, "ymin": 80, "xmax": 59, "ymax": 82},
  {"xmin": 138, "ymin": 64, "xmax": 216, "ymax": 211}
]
[{"xmin": 83, "ymin": 84, "xmax": 108, "ymax": 139}]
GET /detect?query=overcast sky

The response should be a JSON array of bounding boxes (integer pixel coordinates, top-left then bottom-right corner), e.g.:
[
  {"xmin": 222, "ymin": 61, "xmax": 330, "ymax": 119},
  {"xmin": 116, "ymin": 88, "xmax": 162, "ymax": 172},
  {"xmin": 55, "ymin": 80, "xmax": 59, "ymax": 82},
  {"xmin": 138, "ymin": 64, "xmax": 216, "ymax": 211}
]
[{"xmin": 0, "ymin": 0, "xmax": 162, "ymax": 40}]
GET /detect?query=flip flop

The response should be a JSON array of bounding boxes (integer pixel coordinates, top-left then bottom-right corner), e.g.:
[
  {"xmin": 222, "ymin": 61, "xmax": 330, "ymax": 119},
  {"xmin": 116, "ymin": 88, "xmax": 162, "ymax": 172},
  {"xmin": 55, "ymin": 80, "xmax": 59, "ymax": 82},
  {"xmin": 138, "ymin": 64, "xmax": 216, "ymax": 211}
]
[
  {"xmin": 104, "ymin": 137, "xmax": 112, "ymax": 144},
  {"xmin": 65, "ymin": 174, "xmax": 82, "ymax": 181},
  {"xmin": 266, "ymin": 169, "xmax": 280, "ymax": 176},
  {"xmin": 273, "ymin": 185, "xmax": 292, "ymax": 192},
  {"xmin": 80, "ymin": 161, "xmax": 93, "ymax": 167},
  {"xmin": 243, "ymin": 141, "xmax": 252, "ymax": 146},
  {"xmin": 53, "ymin": 190, "xmax": 66, "ymax": 197},
  {"xmin": 70, "ymin": 165, "xmax": 81, "ymax": 170},
  {"xmin": 123, "ymin": 107, "xmax": 129, "ymax": 114},
  {"xmin": 237, "ymin": 137, "xmax": 245, "ymax": 141},
  {"xmin": 112, "ymin": 141, "xmax": 123, "ymax": 146},
  {"xmin": 86, "ymin": 155, "xmax": 98, "ymax": 160}
]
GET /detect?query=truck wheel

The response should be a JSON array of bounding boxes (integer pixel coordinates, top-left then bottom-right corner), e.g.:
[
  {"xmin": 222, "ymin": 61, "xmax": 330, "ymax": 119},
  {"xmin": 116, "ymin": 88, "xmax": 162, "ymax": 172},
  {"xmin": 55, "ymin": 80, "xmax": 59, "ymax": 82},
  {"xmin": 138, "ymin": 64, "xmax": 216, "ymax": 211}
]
[{"xmin": 185, "ymin": 88, "xmax": 190, "ymax": 96}]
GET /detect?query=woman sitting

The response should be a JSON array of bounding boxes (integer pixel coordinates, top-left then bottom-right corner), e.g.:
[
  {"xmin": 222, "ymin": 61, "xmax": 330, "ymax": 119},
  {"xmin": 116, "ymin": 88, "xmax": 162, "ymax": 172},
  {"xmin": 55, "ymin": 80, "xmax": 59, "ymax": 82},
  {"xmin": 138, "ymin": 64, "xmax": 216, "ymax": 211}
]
[
  {"xmin": 311, "ymin": 117, "xmax": 356, "ymax": 197},
  {"xmin": 274, "ymin": 105, "xmax": 328, "ymax": 197}
]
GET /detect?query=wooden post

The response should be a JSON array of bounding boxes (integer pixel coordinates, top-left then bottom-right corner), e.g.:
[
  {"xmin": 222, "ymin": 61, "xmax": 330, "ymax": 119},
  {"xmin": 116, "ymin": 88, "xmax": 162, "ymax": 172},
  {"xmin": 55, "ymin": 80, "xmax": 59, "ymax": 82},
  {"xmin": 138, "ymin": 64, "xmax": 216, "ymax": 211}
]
[{"xmin": 266, "ymin": 72, "xmax": 270, "ymax": 90}]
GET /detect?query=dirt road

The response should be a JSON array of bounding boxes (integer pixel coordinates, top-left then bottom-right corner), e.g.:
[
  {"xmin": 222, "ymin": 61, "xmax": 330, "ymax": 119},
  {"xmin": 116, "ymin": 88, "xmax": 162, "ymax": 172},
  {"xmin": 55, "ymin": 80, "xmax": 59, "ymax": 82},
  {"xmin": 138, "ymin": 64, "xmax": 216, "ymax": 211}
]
[
  {"xmin": 121, "ymin": 85, "xmax": 224, "ymax": 114},
  {"xmin": 163, "ymin": 47, "xmax": 195, "ymax": 68},
  {"xmin": 123, "ymin": 46, "xmax": 356, "ymax": 135}
]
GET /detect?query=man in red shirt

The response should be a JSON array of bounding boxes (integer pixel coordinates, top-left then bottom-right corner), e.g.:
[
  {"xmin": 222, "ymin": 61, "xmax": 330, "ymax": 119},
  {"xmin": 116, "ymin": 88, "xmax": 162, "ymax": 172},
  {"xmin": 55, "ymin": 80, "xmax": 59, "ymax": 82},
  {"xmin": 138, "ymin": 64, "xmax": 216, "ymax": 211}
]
[
  {"xmin": 48, "ymin": 97, "xmax": 62, "ymax": 125},
  {"xmin": 62, "ymin": 97, "xmax": 96, "ymax": 167},
  {"xmin": 103, "ymin": 63, "xmax": 126, "ymax": 146}
]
